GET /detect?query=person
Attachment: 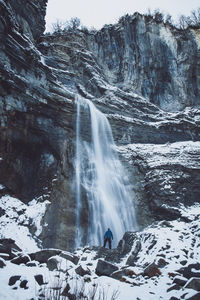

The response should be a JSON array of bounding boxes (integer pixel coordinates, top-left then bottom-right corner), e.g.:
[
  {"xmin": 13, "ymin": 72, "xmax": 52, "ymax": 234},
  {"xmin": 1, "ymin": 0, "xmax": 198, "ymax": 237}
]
[{"xmin": 103, "ymin": 228, "xmax": 113, "ymax": 249}]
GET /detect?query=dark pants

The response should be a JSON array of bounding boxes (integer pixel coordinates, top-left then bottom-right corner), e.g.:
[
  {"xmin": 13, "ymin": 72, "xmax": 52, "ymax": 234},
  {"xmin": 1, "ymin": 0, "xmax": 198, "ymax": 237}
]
[{"xmin": 103, "ymin": 237, "xmax": 112, "ymax": 249}]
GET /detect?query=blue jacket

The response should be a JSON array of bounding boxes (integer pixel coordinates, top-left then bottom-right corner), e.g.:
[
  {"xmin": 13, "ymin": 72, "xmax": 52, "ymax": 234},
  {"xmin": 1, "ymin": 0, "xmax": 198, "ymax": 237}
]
[{"xmin": 104, "ymin": 229, "xmax": 113, "ymax": 240}]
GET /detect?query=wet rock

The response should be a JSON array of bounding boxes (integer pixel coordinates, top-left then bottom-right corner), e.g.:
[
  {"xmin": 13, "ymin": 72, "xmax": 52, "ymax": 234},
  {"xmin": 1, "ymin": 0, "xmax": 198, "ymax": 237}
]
[{"xmin": 95, "ymin": 259, "xmax": 118, "ymax": 276}]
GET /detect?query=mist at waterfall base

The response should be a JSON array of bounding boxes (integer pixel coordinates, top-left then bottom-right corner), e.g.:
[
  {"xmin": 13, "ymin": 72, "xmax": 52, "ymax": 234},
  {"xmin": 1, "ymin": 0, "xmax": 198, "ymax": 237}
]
[{"xmin": 75, "ymin": 97, "xmax": 137, "ymax": 248}]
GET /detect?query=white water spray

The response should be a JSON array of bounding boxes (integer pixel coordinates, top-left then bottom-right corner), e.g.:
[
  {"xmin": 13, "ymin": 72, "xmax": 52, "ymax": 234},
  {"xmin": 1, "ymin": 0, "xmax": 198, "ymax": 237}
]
[{"xmin": 75, "ymin": 96, "xmax": 137, "ymax": 248}]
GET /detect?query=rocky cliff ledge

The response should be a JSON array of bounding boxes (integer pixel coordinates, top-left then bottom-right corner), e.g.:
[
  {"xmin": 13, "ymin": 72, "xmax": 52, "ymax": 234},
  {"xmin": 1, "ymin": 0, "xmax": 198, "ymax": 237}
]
[{"xmin": 0, "ymin": 0, "xmax": 200, "ymax": 253}]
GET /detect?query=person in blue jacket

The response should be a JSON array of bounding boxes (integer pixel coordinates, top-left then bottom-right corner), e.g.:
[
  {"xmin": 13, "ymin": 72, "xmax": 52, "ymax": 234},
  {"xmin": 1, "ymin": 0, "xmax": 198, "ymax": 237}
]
[{"xmin": 103, "ymin": 228, "xmax": 113, "ymax": 249}]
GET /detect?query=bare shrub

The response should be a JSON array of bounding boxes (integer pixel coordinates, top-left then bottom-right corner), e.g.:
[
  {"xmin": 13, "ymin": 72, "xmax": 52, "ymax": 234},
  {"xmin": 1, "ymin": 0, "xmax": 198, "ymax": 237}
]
[{"xmin": 177, "ymin": 8, "xmax": 200, "ymax": 29}]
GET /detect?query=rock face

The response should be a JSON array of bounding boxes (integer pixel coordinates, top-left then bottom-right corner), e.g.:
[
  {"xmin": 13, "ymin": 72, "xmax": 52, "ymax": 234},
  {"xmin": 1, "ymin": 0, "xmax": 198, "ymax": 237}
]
[
  {"xmin": 88, "ymin": 14, "xmax": 200, "ymax": 112},
  {"xmin": 118, "ymin": 141, "xmax": 200, "ymax": 226},
  {"xmin": 0, "ymin": 0, "xmax": 76, "ymax": 250},
  {"xmin": 0, "ymin": 0, "xmax": 200, "ymax": 250}
]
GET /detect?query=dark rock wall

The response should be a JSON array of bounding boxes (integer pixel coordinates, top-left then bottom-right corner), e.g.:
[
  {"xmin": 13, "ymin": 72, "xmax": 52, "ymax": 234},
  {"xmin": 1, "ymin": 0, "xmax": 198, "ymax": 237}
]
[
  {"xmin": 2, "ymin": 0, "xmax": 47, "ymax": 41},
  {"xmin": 0, "ymin": 0, "xmax": 77, "ymax": 250}
]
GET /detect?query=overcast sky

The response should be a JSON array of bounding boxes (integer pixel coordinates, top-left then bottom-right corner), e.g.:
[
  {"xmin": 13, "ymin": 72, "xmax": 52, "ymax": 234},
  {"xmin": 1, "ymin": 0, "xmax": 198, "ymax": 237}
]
[{"xmin": 45, "ymin": 0, "xmax": 200, "ymax": 32}]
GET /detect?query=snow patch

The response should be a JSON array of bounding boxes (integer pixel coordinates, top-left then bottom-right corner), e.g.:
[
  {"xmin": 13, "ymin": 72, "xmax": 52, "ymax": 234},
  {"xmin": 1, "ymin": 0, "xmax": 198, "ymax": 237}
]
[
  {"xmin": 0, "ymin": 195, "xmax": 50, "ymax": 252},
  {"xmin": 0, "ymin": 184, "xmax": 5, "ymax": 190}
]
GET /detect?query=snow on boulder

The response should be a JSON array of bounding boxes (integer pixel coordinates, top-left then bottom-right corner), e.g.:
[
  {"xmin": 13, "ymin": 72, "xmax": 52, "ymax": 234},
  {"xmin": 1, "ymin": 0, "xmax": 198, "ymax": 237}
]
[
  {"xmin": 8, "ymin": 275, "xmax": 21, "ymax": 286},
  {"xmin": 60, "ymin": 251, "xmax": 79, "ymax": 265},
  {"xmin": 0, "ymin": 258, "xmax": 6, "ymax": 268},
  {"xmin": 10, "ymin": 254, "xmax": 31, "ymax": 265},
  {"xmin": 95, "ymin": 259, "xmax": 118, "ymax": 277},
  {"xmin": 184, "ymin": 277, "xmax": 200, "ymax": 291},
  {"xmin": 75, "ymin": 265, "xmax": 91, "ymax": 276},
  {"xmin": 29, "ymin": 249, "xmax": 61, "ymax": 263},
  {"xmin": 143, "ymin": 262, "xmax": 161, "ymax": 278}
]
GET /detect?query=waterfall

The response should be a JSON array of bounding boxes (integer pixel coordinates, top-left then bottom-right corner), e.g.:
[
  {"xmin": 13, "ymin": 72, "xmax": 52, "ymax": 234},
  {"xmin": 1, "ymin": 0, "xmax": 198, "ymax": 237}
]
[{"xmin": 75, "ymin": 96, "xmax": 137, "ymax": 248}]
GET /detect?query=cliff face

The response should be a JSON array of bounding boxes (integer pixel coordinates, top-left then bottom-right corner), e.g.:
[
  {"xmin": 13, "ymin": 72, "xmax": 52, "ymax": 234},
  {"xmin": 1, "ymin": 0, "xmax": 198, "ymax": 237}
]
[
  {"xmin": 0, "ymin": 1, "xmax": 200, "ymax": 250},
  {"xmin": 0, "ymin": 0, "xmax": 47, "ymax": 41},
  {"xmin": 0, "ymin": 0, "xmax": 76, "ymax": 250},
  {"xmin": 88, "ymin": 14, "xmax": 200, "ymax": 112}
]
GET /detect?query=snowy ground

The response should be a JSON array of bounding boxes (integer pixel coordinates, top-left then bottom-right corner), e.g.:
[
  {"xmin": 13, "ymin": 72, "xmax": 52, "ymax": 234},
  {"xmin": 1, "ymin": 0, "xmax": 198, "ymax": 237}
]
[
  {"xmin": 0, "ymin": 195, "xmax": 49, "ymax": 251},
  {"xmin": 0, "ymin": 192, "xmax": 200, "ymax": 299}
]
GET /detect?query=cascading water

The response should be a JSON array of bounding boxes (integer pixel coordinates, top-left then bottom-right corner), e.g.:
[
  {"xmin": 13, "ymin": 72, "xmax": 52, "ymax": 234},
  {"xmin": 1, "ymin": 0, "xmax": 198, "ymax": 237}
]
[{"xmin": 75, "ymin": 96, "xmax": 137, "ymax": 248}]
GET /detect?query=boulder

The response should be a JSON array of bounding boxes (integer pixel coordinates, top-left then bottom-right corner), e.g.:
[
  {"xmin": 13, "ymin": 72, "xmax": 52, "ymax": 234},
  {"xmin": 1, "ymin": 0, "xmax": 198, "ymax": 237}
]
[
  {"xmin": 47, "ymin": 257, "xmax": 59, "ymax": 271},
  {"xmin": 111, "ymin": 268, "xmax": 136, "ymax": 280},
  {"xmin": 11, "ymin": 254, "xmax": 30, "ymax": 265},
  {"xmin": 117, "ymin": 232, "xmax": 138, "ymax": 256},
  {"xmin": 61, "ymin": 283, "xmax": 70, "ymax": 296},
  {"xmin": 157, "ymin": 258, "xmax": 168, "ymax": 268},
  {"xmin": 20, "ymin": 280, "xmax": 28, "ymax": 289},
  {"xmin": 0, "ymin": 239, "xmax": 22, "ymax": 253},
  {"xmin": 61, "ymin": 283, "xmax": 76, "ymax": 300},
  {"xmin": 29, "ymin": 249, "xmax": 61, "ymax": 263},
  {"xmin": 167, "ymin": 284, "xmax": 181, "ymax": 292},
  {"xmin": 0, "ymin": 258, "xmax": 6, "ymax": 268},
  {"xmin": 186, "ymin": 293, "xmax": 200, "ymax": 300},
  {"xmin": 75, "ymin": 265, "xmax": 91, "ymax": 276},
  {"xmin": 93, "ymin": 246, "xmax": 121, "ymax": 263},
  {"xmin": 0, "ymin": 239, "xmax": 21, "ymax": 260},
  {"xmin": 8, "ymin": 275, "xmax": 21, "ymax": 286},
  {"xmin": 95, "ymin": 259, "xmax": 118, "ymax": 277},
  {"xmin": 184, "ymin": 277, "xmax": 200, "ymax": 291},
  {"xmin": 26, "ymin": 261, "xmax": 38, "ymax": 267},
  {"xmin": 34, "ymin": 274, "xmax": 44, "ymax": 286},
  {"xmin": 126, "ymin": 240, "xmax": 141, "ymax": 266},
  {"xmin": 173, "ymin": 276, "xmax": 188, "ymax": 286},
  {"xmin": 143, "ymin": 262, "xmax": 161, "ymax": 278},
  {"xmin": 180, "ymin": 260, "xmax": 187, "ymax": 266},
  {"xmin": 0, "ymin": 253, "xmax": 10, "ymax": 260},
  {"xmin": 60, "ymin": 251, "xmax": 79, "ymax": 265},
  {"xmin": 177, "ymin": 263, "xmax": 200, "ymax": 279}
]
